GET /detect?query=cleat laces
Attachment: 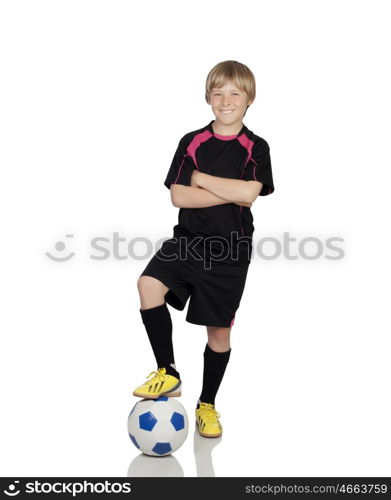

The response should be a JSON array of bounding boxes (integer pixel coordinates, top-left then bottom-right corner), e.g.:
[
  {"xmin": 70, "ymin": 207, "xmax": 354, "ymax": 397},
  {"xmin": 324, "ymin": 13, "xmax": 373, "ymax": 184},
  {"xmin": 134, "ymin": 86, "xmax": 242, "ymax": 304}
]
[
  {"xmin": 199, "ymin": 403, "xmax": 220, "ymax": 422},
  {"xmin": 145, "ymin": 367, "xmax": 167, "ymax": 386}
]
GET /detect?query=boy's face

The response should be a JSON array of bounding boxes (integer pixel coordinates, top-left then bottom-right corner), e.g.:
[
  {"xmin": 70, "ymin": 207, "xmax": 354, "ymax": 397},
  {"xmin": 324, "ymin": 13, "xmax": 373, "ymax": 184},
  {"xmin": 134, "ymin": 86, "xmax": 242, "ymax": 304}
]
[{"xmin": 210, "ymin": 81, "xmax": 251, "ymax": 125}]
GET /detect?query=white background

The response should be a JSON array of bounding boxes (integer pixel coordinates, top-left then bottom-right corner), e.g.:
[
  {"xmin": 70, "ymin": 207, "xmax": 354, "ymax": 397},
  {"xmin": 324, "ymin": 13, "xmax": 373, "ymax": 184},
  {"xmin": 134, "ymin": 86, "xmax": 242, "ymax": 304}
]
[{"xmin": 1, "ymin": 0, "xmax": 390, "ymax": 477}]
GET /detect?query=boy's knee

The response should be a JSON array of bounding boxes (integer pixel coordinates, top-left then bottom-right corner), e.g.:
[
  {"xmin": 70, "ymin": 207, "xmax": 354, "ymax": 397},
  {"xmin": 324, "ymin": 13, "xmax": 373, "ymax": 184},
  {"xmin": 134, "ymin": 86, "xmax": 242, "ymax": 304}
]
[
  {"xmin": 137, "ymin": 276, "xmax": 168, "ymax": 295},
  {"xmin": 137, "ymin": 276, "xmax": 149, "ymax": 291},
  {"xmin": 137, "ymin": 276, "xmax": 157, "ymax": 291},
  {"xmin": 207, "ymin": 327, "xmax": 231, "ymax": 344},
  {"xmin": 208, "ymin": 326, "xmax": 230, "ymax": 334}
]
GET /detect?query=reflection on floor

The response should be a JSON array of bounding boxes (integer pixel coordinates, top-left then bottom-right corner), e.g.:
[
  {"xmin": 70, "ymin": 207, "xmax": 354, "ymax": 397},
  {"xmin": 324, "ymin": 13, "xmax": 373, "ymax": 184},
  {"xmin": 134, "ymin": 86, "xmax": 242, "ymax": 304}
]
[
  {"xmin": 193, "ymin": 426, "xmax": 222, "ymax": 477},
  {"xmin": 127, "ymin": 422, "xmax": 222, "ymax": 477},
  {"xmin": 127, "ymin": 453, "xmax": 184, "ymax": 477}
]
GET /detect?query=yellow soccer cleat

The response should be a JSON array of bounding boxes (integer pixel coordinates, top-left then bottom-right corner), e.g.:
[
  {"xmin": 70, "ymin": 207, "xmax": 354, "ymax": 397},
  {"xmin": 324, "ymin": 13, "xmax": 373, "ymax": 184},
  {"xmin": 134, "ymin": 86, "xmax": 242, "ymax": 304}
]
[
  {"xmin": 132, "ymin": 367, "xmax": 182, "ymax": 399},
  {"xmin": 195, "ymin": 402, "xmax": 223, "ymax": 438}
]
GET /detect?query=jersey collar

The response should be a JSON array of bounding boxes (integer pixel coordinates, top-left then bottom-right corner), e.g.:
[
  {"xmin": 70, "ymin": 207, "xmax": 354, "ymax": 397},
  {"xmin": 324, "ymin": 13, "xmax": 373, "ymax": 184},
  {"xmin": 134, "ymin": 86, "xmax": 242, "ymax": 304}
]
[{"xmin": 207, "ymin": 120, "xmax": 246, "ymax": 141}]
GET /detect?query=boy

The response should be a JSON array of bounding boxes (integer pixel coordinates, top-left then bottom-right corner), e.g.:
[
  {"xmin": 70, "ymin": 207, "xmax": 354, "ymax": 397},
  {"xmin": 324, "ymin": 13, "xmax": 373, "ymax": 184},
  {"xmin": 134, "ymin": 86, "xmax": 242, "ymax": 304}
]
[{"xmin": 133, "ymin": 60, "xmax": 274, "ymax": 438}]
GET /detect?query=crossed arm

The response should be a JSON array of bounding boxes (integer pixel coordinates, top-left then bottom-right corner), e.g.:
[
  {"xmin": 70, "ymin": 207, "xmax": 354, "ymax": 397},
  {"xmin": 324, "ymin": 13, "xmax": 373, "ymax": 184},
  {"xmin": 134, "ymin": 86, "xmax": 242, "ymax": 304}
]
[{"xmin": 170, "ymin": 171, "xmax": 263, "ymax": 209}]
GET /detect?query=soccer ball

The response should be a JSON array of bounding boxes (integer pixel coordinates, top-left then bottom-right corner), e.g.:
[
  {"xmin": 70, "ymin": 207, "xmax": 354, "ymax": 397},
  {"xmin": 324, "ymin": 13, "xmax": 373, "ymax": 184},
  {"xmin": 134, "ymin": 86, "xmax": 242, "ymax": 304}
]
[{"xmin": 128, "ymin": 397, "xmax": 189, "ymax": 456}]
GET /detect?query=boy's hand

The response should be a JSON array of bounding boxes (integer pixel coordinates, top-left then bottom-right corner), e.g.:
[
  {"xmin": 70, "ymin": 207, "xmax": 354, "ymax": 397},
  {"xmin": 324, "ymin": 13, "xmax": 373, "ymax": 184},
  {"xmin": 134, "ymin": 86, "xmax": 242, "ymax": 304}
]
[
  {"xmin": 190, "ymin": 170, "xmax": 252, "ymax": 207},
  {"xmin": 190, "ymin": 169, "xmax": 200, "ymax": 188}
]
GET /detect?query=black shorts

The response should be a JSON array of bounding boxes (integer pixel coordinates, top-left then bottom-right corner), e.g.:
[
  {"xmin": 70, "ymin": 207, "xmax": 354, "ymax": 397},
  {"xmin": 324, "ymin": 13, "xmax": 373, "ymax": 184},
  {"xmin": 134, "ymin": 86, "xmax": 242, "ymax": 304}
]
[{"xmin": 139, "ymin": 238, "xmax": 250, "ymax": 328}]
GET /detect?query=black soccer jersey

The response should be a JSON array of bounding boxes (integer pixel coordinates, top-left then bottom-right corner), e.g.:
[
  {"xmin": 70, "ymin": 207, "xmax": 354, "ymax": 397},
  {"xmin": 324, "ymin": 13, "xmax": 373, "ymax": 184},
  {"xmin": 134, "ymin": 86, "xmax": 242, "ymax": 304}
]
[{"xmin": 164, "ymin": 119, "xmax": 274, "ymax": 264}]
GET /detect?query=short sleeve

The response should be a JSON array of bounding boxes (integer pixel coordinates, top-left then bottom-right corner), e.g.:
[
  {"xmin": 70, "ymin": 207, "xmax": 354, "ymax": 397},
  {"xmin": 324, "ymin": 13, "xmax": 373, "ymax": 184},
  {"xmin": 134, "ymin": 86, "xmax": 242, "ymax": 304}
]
[
  {"xmin": 164, "ymin": 135, "xmax": 196, "ymax": 189},
  {"xmin": 243, "ymin": 140, "xmax": 275, "ymax": 196}
]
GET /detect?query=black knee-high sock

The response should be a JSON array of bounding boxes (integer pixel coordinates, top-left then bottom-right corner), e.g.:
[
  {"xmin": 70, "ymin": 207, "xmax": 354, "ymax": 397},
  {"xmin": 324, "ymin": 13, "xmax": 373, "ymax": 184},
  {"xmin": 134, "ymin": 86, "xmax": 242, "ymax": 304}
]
[
  {"xmin": 139, "ymin": 302, "xmax": 180, "ymax": 379},
  {"xmin": 198, "ymin": 343, "xmax": 231, "ymax": 407}
]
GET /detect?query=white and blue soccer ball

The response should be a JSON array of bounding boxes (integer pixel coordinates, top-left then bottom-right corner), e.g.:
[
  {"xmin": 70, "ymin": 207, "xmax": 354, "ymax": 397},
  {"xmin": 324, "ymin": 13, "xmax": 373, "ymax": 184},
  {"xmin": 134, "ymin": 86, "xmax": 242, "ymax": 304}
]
[{"xmin": 128, "ymin": 397, "xmax": 189, "ymax": 456}]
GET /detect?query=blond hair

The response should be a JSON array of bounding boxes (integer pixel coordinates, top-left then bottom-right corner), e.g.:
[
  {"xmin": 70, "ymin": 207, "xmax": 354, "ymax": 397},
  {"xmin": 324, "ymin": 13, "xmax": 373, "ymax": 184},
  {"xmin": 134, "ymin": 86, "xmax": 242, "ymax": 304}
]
[{"xmin": 205, "ymin": 60, "xmax": 256, "ymax": 108}]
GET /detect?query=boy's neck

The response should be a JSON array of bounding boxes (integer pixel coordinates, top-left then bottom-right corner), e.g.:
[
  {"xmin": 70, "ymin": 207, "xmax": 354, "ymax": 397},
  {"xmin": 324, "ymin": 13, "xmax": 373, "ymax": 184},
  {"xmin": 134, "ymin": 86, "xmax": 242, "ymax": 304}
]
[{"xmin": 211, "ymin": 119, "xmax": 244, "ymax": 137}]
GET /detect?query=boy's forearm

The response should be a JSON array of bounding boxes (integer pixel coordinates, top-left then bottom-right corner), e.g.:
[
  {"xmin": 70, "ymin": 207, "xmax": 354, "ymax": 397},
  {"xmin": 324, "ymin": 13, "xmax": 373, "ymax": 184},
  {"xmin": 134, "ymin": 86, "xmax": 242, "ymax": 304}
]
[
  {"xmin": 171, "ymin": 185, "xmax": 231, "ymax": 208},
  {"xmin": 196, "ymin": 172, "xmax": 251, "ymax": 204}
]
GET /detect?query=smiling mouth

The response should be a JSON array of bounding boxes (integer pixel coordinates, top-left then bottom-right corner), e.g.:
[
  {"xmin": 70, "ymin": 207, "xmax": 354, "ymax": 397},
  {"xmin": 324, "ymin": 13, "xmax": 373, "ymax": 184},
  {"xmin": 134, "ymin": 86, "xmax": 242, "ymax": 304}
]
[{"xmin": 220, "ymin": 110, "xmax": 234, "ymax": 114}]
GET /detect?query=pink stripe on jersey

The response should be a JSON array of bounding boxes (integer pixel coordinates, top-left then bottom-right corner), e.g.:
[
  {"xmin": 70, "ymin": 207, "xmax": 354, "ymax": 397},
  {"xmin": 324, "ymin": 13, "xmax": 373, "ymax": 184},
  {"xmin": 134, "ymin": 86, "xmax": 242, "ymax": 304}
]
[
  {"xmin": 186, "ymin": 130, "xmax": 213, "ymax": 169},
  {"xmin": 174, "ymin": 130, "xmax": 213, "ymax": 183},
  {"xmin": 250, "ymin": 158, "xmax": 258, "ymax": 181},
  {"xmin": 237, "ymin": 133, "xmax": 262, "ymax": 182},
  {"xmin": 237, "ymin": 133, "xmax": 255, "ymax": 169}
]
